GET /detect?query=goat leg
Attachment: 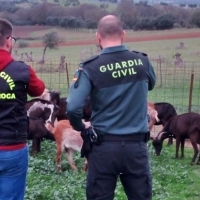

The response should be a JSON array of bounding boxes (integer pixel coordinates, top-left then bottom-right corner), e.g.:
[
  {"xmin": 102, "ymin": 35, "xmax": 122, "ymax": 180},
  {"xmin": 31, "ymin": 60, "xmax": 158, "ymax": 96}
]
[
  {"xmin": 190, "ymin": 140, "xmax": 199, "ymax": 165},
  {"xmin": 175, "ymin": 138, "xmax": 181, "ymax": 159},
  {"xmin": 38, "ymin": 139, "xmax": 41, "ymax": 152},
  {"xmin": 167, "ymin": 137, "xmax": 173, "ymax": 146},
  {"xmin": 66, "ymin": 149, "xmax": 78, "ymax": 170},
  {"xmin": 83, "ymin": 159, "xmax": 88, "ymax": 172},
  {"xmin": 196, "ymin": 152, "xmax": 200, "ymax": 165},
  {"xmin": 180, "ymin": 139, "xmax": 185, "ymax": 159},
  {"xmin": 32, "ymin": 138, "xmax": 40, "ymax": 155},
  {"xmin": 56, "ymin": 146, "xmax": 62, "ymax": 171}
]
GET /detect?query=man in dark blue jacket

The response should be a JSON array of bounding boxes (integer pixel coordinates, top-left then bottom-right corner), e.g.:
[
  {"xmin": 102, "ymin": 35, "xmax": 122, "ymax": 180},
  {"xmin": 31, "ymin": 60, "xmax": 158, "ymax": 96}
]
[{"xmin": 67, "ymin": 15, "xmax": 156, "ymax": 200}]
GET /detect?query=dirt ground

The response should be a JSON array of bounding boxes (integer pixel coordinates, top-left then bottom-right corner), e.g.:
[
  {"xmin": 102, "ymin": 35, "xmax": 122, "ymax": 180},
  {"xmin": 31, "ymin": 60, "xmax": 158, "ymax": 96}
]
[
  {"xmin": 29, "ymin": 31, "xmax": 200, "ymax": 47},
  {"xmin": 13, "ymin": 25, "xmax": 200, "ymax": 47}
]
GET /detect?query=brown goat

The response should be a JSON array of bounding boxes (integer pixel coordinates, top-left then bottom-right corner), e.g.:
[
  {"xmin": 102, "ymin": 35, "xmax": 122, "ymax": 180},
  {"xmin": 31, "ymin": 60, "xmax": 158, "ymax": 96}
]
[
  {"xmin": 152, "ymin": 112, "xmax": 200, "ymax": 165},
  {"xmin": 45, "ymin": 120, "xmax": 87, "ymax": 171},
  {"xmin": 148, "ymin": 102, "xmax": 159, "ymax": 131}
]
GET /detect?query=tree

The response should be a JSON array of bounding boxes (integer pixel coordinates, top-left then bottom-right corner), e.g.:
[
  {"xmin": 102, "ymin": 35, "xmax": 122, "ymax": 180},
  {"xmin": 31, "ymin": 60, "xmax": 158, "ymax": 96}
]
[
  {"xmin": 191, "ymin": 10, "xmax": 200, "ymax": 28},
  {"xmin": 116, "ymin": 0, "xmax": 137, "ymax": 29},
  {"xmin": 78, "ymin": 3, "xmax": 105, "ymax": 22},
  {"xmin": 160, "ymin": 2, "xmax": 168, "ymax": 6},
  {"xmin": 188, "ymin": 4, "xmax": 197, "ymax": 8},
  {"xmin": 86, "ymin": 20, "xmax": 98, "ymax": 30},
  {"xmin": 135, "ymin": 17, "xmax": 156, "ymax": 30},
  {"xmin": 29, "ymin": 2, "xmax": 54, "ymax": 25},
  {"xmin": 100, "ymin": 4, "xmax": 109, "ymax": 10},
  {"xmin": 138, "ymin": 1, "xmax": 148, "ymax": 6},
  {"xmin": 46, "ymin": 16, "xmax": 60, "ymax": 26},
  {"xmin": 39, "ymin": 32, "xmax": 61, "ymax": 64},
  {"xmin": 155, "ymin": 14, "xmax": 175, "ymax": 30}
]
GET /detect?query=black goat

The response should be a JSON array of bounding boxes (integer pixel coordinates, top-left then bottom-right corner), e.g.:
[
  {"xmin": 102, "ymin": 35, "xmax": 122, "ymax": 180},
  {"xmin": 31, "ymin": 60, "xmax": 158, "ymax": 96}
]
[{"xmin": 152, "ymin": 112, "xmax": 200, "ymax": 165}]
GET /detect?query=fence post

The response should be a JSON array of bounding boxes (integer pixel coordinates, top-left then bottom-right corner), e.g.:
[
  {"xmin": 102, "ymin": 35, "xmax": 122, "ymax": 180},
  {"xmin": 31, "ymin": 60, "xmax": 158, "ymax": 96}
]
[
  {"xmin": 159, "ymin": 55, "xmax": 162, "ymax": 87},
  {"xmin": 188, "ymin": 69, "xmax": 194, "ymax": 112},
  {"xmin": 65, "ymin": 63, "xmax": 70, "ymax": 89}
]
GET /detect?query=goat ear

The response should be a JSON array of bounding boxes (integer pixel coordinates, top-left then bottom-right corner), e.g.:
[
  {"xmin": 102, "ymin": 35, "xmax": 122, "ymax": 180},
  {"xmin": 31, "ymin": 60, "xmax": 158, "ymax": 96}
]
[{"xmin": 55, "ymin": 89, "xmax": 60, "ymax": 93}]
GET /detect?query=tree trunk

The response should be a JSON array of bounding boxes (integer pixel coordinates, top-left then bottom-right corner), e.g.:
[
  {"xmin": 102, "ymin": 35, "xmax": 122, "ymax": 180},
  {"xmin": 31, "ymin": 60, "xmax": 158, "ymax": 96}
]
[{"xmin": 41, "ymin": 46, "xmax": 47, "ymax": 63}]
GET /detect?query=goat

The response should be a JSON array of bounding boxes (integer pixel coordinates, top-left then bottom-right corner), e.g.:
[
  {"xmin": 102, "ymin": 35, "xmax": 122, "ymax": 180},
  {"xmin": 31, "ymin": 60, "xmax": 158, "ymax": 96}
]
[
  {"xmin": 28, "ymin": 118, "xmax": 55, "ymax": 155},
  {"xmin": 154, "ymin": 102, "xmax": 177, "ymax": 127},
  {"xmin": 26, "ymin": 99, "xmax": 59, "ymax": 154},
  {"xmin": 150, "ymin": 102, "xmax": 177, "ymax": 145},
  {"xmin": 39, "ymin": 88, "xmax": 91, "ymax": 122},
  {"xmin": 148, "ymin": 102, "xmax": 159, "ymax": 131},
  {"xmin": 45, "ymin": 120, "xmax": 87, "ymax": 171},
  {"xmin": 152, "ymin": 112, "xmax": 200, "ymax": 165}
]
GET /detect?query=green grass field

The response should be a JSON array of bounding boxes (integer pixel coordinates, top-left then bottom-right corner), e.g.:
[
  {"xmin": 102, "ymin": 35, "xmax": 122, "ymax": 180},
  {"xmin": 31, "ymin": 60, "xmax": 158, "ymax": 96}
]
[{"xmin": 25, "ymin": 141, "xmax": 200, "ymax": 200}]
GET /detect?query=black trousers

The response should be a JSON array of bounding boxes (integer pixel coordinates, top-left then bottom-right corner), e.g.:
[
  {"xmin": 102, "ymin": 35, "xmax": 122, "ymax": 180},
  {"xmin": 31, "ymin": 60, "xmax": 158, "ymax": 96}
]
[{"xmin": 86, "ymin": 140, "xmax": 152, "ymax": 200}]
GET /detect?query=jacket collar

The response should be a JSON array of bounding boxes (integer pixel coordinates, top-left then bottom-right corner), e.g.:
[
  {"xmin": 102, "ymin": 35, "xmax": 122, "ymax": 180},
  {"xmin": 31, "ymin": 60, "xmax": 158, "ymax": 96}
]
[
  {"xmin": 101, "ymin": 45, "xmax": 128, "ymax": 54},
  {"xmin": 0, "ymin": 49, "xmax": 13, "ymax": 71}
]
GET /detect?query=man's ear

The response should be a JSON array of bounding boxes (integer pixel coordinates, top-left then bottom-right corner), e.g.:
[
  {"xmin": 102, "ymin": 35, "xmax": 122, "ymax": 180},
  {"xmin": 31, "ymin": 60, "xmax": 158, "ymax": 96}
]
[
  {"xmin": 5, "ymin": 37, "xmax": 11, "ymax": 49},
  {"xmin": 121, "ymin": 31, "xmax": 125, "ymax": 43},
  {"xmin": 96, "ymin": 32, "xmax": 101, "ymax": 43}
]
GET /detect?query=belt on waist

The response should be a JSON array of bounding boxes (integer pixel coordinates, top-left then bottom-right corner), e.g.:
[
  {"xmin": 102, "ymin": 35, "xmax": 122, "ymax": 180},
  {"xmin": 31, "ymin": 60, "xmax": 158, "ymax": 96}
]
[{"xmin": 96, "ymin": 131, "xmax": 149, "ymax": 142}]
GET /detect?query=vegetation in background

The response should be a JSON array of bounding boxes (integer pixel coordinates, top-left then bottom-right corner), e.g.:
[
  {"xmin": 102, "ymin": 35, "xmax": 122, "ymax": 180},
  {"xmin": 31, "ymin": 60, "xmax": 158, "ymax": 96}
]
[
  {"xmin": 190, "ymin": 10, "xmax": 200, "ymax": 27},
  {"xmin": 0, "ymin": 0, "xmax": 199, "ymax": 30},
  {"xmin": 18, "ymin": 41, "xmax": 29, "ymax": 48},
  {"xmin": 39, "ymin": 31, "xmax": 61, "ymax": 64}
]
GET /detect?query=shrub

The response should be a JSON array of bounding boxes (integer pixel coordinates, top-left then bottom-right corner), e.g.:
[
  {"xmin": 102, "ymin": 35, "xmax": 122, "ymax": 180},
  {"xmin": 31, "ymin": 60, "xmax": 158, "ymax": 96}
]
[
  {"xmin": 18, "ymin": 41, "xmax": 29, "ymax": 48},
  {"xmin": 134, "ymin": 17, "xmax": 156, "ymax": 30},
  {"xmin": 191, "ymin": 10, "xmax": 200, "ymax": 28},
  {"xmin": 155, "ymin": 14, "xmax": 175, "ymax": 30}
]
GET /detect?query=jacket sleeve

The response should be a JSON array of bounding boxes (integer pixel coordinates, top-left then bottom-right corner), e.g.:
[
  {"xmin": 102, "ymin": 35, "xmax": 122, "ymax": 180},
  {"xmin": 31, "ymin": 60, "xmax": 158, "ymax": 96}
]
[
  {"xmin": 67, "ymin": 70, "xmax": 92, "ymax": 131},
  {"xmin": 27, "ymin": 66, "xmax": 45, "ymax": 97},
  {"xmin": 147, "ymin": 61, "xmax": 156, "ymax": 91}
]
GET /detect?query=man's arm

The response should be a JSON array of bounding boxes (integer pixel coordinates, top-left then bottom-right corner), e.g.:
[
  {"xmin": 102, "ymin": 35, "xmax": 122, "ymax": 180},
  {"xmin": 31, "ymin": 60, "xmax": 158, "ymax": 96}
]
[
  {"xmin": 67, "ymin": 70, "xmax": 92, "ymax": 131},
  {"xmin": 27, "ymin": 66, "xmax": 45, "ymax": 97},
  {"xmin": 147, "ymin": 61, "xmax": 156, "ymax": 91}
]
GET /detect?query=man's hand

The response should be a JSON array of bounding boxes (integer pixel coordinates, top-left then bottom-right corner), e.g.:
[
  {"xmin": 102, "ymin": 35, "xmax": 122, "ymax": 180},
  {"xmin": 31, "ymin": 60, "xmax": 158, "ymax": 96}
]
[{"xmin": 83, "ymin": 121, "xmax": 91, "ymax": 129}]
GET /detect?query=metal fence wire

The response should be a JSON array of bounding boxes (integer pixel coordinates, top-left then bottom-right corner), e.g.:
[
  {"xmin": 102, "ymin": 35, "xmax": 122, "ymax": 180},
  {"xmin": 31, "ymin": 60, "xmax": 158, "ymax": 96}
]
[{"xmin": 29, "ymin": 60, "xmax": 200, "ymax": 115}]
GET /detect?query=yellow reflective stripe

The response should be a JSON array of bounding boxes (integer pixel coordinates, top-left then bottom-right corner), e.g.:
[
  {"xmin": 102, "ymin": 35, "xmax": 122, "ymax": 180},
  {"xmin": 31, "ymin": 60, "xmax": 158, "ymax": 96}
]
[{"xmin": 0, "ymin": 93, "xmax": 16, "ymax": 99}]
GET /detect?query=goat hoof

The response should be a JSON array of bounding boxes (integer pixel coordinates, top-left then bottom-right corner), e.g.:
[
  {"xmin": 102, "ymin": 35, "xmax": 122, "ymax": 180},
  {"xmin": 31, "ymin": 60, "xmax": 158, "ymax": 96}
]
[
  {"xmin": 57, "ymin": 167, "xmax": 62, "ymax": 172},
  {"xmin": 167, "ymin": 143, "xmax": 173, "ymax": 146},
  {"xmin": 196, "ymin": 162, "xmax": 200, "ymax": 165},
  {"xmin": 191, "ymin": 162, "xmax": 195, "ymax": 165}
]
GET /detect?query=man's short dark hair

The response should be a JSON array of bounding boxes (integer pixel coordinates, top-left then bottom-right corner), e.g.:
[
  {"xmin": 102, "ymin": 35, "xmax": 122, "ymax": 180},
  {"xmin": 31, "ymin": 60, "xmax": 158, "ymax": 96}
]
[
  {"xmin": 0, "ymin": 18, "xmax": 13, "ymax": 46},
  {"xmin": 97, "ymin": 15, "xmax": 123, "ymax": 39}
]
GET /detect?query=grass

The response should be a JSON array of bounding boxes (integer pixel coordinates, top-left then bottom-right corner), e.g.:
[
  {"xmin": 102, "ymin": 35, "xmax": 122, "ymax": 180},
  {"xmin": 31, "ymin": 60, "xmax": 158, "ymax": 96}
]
[
  {"xmin": 13, "ymin": 27, "xmax": 200, "ymax": 63},
  {"xmin": 150, "ymin": 142, "xmax": 200, "ymax": 200},
  {"xmin": 25, "ymin": 140, "xmax": 200, "ymax": 200}
]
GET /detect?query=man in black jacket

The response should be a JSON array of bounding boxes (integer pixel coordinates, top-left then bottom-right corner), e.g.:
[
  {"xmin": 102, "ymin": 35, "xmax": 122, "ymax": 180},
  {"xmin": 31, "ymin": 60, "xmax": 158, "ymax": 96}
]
[{"xmin": 0, "ymin": 18, "xmax": 45, "ymax": 200}]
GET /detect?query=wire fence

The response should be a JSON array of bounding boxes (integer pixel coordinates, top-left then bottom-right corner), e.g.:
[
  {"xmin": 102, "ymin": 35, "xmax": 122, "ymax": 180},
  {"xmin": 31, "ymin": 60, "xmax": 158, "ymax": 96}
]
[{"xmin": 29, "ymin": 60, "xmax": 200, "ymax": 115}]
